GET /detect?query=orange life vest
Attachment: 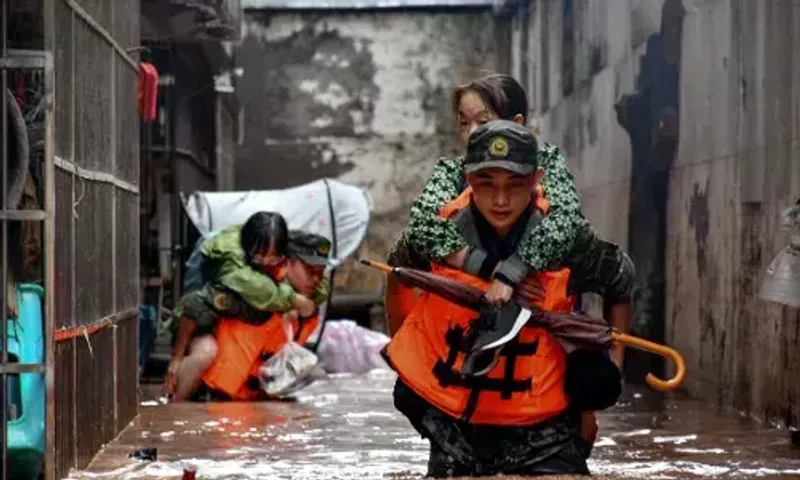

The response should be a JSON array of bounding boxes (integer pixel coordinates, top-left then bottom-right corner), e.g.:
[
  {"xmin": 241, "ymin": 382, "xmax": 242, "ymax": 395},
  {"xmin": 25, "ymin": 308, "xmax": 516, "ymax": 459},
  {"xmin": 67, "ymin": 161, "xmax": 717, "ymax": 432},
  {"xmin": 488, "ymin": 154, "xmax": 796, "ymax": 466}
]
[
  {"xmin": 385, "ymin": 186, "xmax": 574, "ymax": 426},
  {"xmin": 201, "ymin": 265, "xmax": 320, "ymax": 401},
  {"xmin": 385, "ymin": 276, "xmax": 418, "ymax": 337}
]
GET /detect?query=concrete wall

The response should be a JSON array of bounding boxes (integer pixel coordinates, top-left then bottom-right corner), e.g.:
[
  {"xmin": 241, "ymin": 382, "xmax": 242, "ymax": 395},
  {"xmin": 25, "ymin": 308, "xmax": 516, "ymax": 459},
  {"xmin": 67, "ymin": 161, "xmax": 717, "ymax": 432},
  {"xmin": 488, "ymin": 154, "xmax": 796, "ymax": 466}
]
[
  {"xmin": 667, "ymin": 0, "xmax": 799, "ymax": 426},
  {"xmin": 512, "ymin": 0, "xmax": 800, "ymax": 426},
  {"xmin": 235, "ymin": 9, "xmax": 509, "ymax": 289},
  {"xmin": 216, "ymin": 93, "xmax": 239, "ymax": 191}
]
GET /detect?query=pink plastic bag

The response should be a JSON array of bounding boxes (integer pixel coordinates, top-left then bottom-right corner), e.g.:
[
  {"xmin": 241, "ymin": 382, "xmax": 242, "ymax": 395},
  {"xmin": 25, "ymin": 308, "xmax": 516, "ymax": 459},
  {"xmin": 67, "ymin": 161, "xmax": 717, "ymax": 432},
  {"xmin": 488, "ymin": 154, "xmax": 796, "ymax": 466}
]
[{"xmin": 316, "ymin": 320, "xmax": 390, "ymax": 374}]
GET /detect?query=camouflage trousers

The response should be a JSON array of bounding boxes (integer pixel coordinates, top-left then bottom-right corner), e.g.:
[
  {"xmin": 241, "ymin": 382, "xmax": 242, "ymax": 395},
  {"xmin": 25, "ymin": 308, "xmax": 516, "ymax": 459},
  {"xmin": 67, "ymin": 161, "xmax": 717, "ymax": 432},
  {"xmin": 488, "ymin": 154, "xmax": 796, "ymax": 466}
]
[
  {"xmin": 172, "ymin": 284, "xmax": 274, "ymax": 336},
  {"xmin": 392, "ymin": 379, "xmax": 591, "ymax": 478}
]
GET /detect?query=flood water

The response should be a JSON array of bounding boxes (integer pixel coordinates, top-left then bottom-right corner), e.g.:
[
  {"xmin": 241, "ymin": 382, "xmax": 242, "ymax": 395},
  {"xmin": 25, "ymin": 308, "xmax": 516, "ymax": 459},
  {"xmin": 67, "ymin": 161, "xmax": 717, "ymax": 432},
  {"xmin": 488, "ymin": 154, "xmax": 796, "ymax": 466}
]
[{"xmin": 70, "ymin": 371, "xmax": 800, "ymax": 480}]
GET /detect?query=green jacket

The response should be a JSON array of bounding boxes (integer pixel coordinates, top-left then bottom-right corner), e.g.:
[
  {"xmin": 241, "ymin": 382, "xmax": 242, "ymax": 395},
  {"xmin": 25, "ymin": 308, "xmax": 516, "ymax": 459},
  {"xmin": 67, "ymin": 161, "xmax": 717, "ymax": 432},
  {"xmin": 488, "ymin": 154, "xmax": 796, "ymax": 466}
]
[{"xmin": 201, "ymin": 225, "xmax": 331, "ymax": 311}]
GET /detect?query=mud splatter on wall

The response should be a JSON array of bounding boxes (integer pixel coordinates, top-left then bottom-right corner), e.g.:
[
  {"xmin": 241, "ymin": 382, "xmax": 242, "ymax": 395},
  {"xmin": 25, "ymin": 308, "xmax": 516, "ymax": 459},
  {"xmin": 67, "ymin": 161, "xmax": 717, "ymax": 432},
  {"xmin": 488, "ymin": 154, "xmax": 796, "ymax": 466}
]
[{"xmin": 236, "ymin": 10, "xmax": 508, "ymax": 289}]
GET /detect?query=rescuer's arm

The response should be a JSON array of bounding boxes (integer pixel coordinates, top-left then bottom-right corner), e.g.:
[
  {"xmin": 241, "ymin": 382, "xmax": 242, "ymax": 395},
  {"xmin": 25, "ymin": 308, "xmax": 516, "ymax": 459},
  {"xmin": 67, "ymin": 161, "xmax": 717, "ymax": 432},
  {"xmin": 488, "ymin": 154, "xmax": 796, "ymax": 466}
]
[
  {"xmin": 565, "ymin": 233, "xmax": 636, "ymax": 367},
  {"xmin": 165, "ymin": 315, "xmax": 197, "ymax": 394},
  {"xmin": 607, "ymin": 301, "xmax": 631, "ymax": 367}
]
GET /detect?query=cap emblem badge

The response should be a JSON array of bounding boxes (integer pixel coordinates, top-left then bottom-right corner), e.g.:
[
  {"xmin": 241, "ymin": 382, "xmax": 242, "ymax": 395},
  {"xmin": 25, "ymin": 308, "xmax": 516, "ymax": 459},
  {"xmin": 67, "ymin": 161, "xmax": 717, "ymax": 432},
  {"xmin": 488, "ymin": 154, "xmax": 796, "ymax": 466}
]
[{"xmin": 489, "ymin": 137, "xmax": 509, "ymax": 158}]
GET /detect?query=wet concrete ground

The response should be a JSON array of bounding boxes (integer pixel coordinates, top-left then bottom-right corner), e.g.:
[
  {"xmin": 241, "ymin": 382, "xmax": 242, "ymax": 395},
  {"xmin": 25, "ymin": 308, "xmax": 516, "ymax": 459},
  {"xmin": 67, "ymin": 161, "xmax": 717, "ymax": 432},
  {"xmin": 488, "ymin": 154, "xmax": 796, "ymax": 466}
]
[{"xmin": 70, "ymin": 371, "xmax": 800, "ymax": 480}]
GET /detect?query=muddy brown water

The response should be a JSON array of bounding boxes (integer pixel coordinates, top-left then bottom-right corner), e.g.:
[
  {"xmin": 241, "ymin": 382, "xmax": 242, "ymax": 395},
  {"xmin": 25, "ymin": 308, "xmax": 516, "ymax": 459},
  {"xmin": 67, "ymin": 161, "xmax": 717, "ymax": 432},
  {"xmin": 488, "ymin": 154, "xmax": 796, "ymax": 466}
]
[{"xmin": 69, "ymin": 371, "xmax": 799, "ymax": 479}]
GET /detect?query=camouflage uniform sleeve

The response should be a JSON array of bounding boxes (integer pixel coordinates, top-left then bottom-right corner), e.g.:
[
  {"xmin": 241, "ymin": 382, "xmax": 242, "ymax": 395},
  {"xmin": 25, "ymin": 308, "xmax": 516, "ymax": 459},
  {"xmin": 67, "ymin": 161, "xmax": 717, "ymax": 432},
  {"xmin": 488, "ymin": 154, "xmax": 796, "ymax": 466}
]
[
  {"xmin": 173, "ymin": 288, "xmax": 216, "ymax": 330},
  {"xmin": 517, "ymin": 143, "xmax": 588, "ymax": 271},
  {"xmin": 404, "ymin": 157, "xmax": 468, "ymax": 261},
  {"xmin": 565, "ymin": 229, "xmax": 636, "ymax": 303},
  {"xmin": 386, "ymin": 233, "xmax": 432, "ymax": 271}
]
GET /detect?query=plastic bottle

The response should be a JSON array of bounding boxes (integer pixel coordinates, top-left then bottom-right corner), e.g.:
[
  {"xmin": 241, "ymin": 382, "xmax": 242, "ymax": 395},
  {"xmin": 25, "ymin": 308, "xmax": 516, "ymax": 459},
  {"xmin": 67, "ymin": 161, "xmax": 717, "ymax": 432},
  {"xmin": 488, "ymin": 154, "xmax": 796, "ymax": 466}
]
[{"xmin": 182, "ymin": 464, "xmax": 197, "ymax": 480}]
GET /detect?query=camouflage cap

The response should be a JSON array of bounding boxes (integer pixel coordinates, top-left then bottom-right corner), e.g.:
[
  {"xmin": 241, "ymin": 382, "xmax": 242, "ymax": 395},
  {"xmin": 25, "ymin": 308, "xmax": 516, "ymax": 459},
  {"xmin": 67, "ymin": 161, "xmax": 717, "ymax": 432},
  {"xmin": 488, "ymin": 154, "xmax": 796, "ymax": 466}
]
[
  {"xmin": 463, "ymin": 119, "xmax": 539, "ymax": 176},
  {"xmin": 288, "ymin": 230, "xmax": 331, "ymax": 266}
]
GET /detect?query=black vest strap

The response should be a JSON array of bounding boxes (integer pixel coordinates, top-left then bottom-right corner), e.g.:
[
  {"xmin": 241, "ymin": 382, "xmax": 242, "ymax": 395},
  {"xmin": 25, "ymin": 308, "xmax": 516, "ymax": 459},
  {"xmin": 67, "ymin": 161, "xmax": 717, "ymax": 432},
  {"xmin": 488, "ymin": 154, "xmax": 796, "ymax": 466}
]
[{"xmin": 432, "ymin": 323, "xmax": 539, "ymax": 398}]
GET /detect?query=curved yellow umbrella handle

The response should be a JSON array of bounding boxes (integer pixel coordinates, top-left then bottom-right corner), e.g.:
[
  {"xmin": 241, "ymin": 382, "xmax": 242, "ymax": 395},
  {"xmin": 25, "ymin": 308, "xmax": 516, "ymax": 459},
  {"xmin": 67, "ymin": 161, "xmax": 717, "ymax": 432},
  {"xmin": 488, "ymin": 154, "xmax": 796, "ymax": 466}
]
[
  {"xmin": 612, "ymin": 332, "xmax": 687, "ymax": 391},
  {"xmin": 361, "ymin": 258, "xmax": 394, "ymax": 273}
]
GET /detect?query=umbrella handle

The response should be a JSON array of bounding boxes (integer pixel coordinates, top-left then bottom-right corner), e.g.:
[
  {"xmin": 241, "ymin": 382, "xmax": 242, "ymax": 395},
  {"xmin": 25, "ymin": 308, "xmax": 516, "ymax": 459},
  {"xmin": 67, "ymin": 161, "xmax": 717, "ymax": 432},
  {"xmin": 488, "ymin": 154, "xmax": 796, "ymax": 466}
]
[
  {"xmin": 612, "ymin": 332, "xmax": 687, "ymax": 392},
  {"xmin": 360, "ymin": 258, "xmax": 394, "ymax": 274}
]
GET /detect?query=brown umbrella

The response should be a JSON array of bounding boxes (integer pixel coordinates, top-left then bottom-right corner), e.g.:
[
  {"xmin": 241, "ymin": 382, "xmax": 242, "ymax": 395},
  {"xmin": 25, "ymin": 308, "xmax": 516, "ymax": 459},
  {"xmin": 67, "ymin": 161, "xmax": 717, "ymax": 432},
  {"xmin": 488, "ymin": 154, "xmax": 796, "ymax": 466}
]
[{"xmin": 362, "ymin": 259, "xmax": 686, "ymax": 392}]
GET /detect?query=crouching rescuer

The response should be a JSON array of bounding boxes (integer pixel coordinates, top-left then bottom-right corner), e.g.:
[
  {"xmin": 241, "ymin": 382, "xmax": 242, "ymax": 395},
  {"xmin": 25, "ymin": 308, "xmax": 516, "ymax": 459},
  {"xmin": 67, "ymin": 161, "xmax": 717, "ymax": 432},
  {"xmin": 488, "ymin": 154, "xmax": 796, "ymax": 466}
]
[
  {"xmin": 383, "ymin": 120, "xmax": 631, "ymax": 477},
  {"xmin": 172, "ymin": 230, "xmax": 331, "ymax": 401},
  {"xmin": 198, "ymin": 231, "xmax": 331, "ymax": 401}
]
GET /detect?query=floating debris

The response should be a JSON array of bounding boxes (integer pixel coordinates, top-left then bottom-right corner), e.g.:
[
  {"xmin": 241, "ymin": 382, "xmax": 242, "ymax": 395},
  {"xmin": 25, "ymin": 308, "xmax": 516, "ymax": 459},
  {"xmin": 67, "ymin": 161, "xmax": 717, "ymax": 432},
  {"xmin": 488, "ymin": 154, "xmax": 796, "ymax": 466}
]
[{"xmin": 128, "ymin": 448, "xmax": 157, "ymax": 461}]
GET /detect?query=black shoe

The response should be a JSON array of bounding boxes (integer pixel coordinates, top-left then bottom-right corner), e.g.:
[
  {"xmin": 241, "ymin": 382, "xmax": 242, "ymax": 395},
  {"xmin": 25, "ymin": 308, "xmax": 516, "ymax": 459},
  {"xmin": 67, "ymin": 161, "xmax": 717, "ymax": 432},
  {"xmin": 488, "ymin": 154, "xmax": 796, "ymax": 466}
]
[{"xmin": 470, "ymin": 301, "xmax": 532, "ymax": 353}]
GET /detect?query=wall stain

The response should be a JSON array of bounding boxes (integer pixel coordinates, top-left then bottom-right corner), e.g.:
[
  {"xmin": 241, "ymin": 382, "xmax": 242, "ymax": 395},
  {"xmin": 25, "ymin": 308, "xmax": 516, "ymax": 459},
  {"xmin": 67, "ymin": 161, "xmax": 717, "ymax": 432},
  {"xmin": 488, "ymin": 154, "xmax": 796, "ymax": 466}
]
[
  {"xmin": 616, "ymin": 0, "xmax": 685, "ymax": 382},
  {"xmin": 589, "ymin": 42, "xmax": 606, "ymax": 77},
  {"xmin": 688, "ymin": 179, "xmax": 710, "ymax": 276},
  {"xmin": 236, "ymin": 13, "xmax": 381, "ymax": 186},
  {"xmin": 585, "ymin": 106, "xmax": 598, "ymax": 146},
  {"xmin": 415, "ymin": 62, "xmax": 447, "ymax": 121},
  {"xmin": 688, "ymin": 178, "xmax": 717, "ymax": 360}
]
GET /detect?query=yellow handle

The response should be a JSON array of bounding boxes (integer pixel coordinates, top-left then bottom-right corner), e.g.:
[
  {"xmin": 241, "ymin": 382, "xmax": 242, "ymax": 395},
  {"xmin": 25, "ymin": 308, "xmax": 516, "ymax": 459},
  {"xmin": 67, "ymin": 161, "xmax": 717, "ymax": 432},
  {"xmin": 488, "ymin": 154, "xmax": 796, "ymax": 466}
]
[
  {"xmin": 612, "ymin": 332, "xmax": 687, "ymax": 391},
  {"xmin": 360, "ymin": 258, "xmax": 394, "ymax": 274}
]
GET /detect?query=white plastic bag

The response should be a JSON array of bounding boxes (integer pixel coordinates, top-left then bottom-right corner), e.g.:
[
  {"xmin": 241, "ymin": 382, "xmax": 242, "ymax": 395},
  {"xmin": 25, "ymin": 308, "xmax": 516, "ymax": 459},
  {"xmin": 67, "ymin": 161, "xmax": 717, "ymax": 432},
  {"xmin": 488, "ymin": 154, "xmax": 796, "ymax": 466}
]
[
  {"xmin": 317, "ymin": 320, "xmax": 391, "ymax": 374},
  {"xmin": 258, "ymin": 314, "xmax": 319, "ymax": 397}
]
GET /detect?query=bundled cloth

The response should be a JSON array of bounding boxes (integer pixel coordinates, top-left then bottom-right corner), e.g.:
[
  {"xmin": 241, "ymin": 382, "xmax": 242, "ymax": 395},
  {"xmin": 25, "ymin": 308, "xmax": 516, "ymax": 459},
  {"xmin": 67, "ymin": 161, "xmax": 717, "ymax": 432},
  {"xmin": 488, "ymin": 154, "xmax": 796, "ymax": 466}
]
[{"xmin": 258, "ymin": 314, "xmax": 320, "ymax": 397}]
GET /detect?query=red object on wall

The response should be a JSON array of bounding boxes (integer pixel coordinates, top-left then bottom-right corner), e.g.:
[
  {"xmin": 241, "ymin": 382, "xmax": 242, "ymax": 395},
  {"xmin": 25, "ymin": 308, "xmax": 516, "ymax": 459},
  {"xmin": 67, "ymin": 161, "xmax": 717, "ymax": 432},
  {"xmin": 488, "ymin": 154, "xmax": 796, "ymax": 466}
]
[{"xmin": 137, "ymin": 62, "xmax": 159, "ymax": 122}]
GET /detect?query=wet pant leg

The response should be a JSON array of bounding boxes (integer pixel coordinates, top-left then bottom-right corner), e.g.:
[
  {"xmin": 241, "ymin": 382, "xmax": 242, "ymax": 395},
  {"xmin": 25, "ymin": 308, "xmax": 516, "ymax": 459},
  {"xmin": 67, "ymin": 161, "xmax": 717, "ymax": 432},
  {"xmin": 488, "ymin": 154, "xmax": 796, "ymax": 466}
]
[
  {"xmin": 426, "ymin": 442, "xmax": 472, "ymax": 478},
  {"xmin": 393, "ymin": 378, "xmax": 591, "ymax": 477},
  {"xmin": 473, "ymin": 410, "xmax": 590, "ymax": 476}
]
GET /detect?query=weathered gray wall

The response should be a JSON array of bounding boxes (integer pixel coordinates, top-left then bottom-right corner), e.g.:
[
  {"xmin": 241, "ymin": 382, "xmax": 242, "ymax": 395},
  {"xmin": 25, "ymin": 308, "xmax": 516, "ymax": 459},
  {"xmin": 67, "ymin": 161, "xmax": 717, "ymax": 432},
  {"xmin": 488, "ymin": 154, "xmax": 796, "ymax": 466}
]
[
  {"xmin": 667, "ymin": 0, "xmax": 799, "ymax": 426},
  {"xmin": 513, "ymin": 0, "xmax": 800, "ymax": 426},
  {"xmin": 235, "ymin": 9, "xmax": 508, "ymax": 289},
  {"xmin": 216, "ymin": 93, "xmax": 239, "ymax": 191},
  {"xmin": 515, "ymin": 0, "xmax": 648, "ymax": 249}
]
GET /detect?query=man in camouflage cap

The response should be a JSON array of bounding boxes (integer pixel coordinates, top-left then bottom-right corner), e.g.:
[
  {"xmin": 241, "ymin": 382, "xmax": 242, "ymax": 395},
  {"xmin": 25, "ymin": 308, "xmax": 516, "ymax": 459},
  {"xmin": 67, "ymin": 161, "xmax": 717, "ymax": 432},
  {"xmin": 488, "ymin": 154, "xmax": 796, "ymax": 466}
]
[
  {"xmin": 386, "ymin": 119, "xmax": 628, "ymax": 477},
  {"xmin": 284, "ymin": 230, "xmax": 330, "ymax": 303},
  {"xmin": 288, "ymin": 231, "xmax": 331, "ymax": 266},
  {"xmin": 167, "ymin": 229, "xmax": 331, "ymax": 401}
]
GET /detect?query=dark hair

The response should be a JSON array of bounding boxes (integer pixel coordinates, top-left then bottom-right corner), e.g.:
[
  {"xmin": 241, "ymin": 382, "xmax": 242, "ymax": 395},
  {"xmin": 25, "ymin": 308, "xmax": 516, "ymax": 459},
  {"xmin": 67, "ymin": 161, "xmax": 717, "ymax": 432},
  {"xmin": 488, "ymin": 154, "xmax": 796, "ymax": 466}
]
[
  {"xmin": 452, "ymin": 73, "xmax": 529, "ymax": 123},
  {"xmin": 240, "ymin": 211, "xmax": 289, "ymax": 259}
]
